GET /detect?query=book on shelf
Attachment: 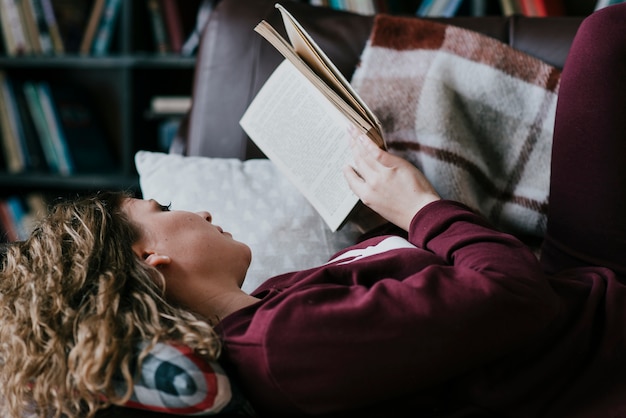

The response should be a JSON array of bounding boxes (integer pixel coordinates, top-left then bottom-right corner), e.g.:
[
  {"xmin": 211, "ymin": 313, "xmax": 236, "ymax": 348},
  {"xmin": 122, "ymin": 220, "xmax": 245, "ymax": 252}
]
[
  {"xmin": 0, "ymin": 194, "xmax": 46, "ymax": 243},
  {"xmin": 146, "ymin": 0, "xmax": 170, "ymax": 54},
  {"xmin": 18, "ymin": 0, "xmax": 43, "ymax": 53},
  {"xmin": 160, "ymin": 0, "xmax": 184, "ymax": 53},
  {"xmin": 0, "ymin": 196, "xmax": 26, "ymax": 242},
  {"xmin": 21, "ymin": 81, "xmax": 116, "ymax": 175},
  {"xmin": 2, "ymin": 73, "xmax": 49, "ymax": 172},
  {"xmin": 595, "ymin": 0, "xmax": 625, "ymax": 10},
  {"xmin": 51, "ymin": 0, "xmax": 93, "ymax": 52},
  {"xmin": 79, "ymin": 0, "xmax": 105, "ymax": 54},
  {"xmin": 0, "ymin": 72, "xmax": 26, "ymax": 173},
  {"xmin": 47, "ymin": 83, "xmax": 116, "ymax": 173},
  {"xmin": 39, "ymin": 0, "xmax": 65, "ymax": 53},
  {"xmin": 91, "ymin": 0, "xmax": 122, "ymax": 55},
  {"xmin": 0, "ymin": 198, "xmax": 19, "ymax": 242},
  {"xmin": 239, "ymin": 3, "xmax": 384, "ymax": 232},
  {"xmin": 150, "ymin": 96, "xmax": 192, "ymax": 115},
  {"xmin": 157, "ymin": 117, "xmax": 182, "ymax": 151},
  {"xmin": 418, "ymin": 0, "xmax": 465, "ymax": 16},
  {"xmin": 28, "ymin": 0, "xmax": 55, "ymax": 54},
  {"xmin": 0, "ymin": 0, "xmax": 31, "ymax": 55},
  {"xmin": 36, "ymin": 82, "xmax": 73, "ymax": 174},
  {"xmin": 12, "ymin": 80, "xmax": 48, "ymax": 171},
  {"xmin": 22, "ymin": 81, "xmax": 62, "ymax": 173}
]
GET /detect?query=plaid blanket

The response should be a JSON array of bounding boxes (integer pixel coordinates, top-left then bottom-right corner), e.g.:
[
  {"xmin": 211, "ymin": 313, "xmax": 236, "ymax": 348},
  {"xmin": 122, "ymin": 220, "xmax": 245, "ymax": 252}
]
[{"xmin": 351, "ymin": 15, "xmax": 561, "ymax": 244}]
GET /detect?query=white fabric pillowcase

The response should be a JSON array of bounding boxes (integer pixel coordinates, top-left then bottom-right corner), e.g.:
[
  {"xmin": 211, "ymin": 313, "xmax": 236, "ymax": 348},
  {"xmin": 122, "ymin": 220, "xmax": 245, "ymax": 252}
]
[{"xmin": 135, "ymin": 151, "xmax": 361, "ymax": 293}]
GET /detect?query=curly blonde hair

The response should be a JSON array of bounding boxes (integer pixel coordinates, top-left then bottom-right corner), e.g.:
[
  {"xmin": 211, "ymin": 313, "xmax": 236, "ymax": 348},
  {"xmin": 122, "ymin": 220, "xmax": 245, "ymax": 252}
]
[{"xmin": 0, "ymin": 191, "xmax": 221, "ymax": 418}]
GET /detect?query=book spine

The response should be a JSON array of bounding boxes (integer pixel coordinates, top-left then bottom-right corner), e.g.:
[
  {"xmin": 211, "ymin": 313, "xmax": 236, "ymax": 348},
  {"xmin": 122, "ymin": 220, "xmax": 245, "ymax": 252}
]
[
  {"xmin": 470, "ymin": 0, "xmax": 488, "ymax": 16},
  {"xmin": 499, "ymin": 0, "xmax": 518, "ymax": 15},
  {"xmin": 36, "ymin": 82, "xmax": 73, "ymax": 175},
  {"xmin": 39, "ymin": 0, "xmax": 64, "ymax": 53},
  {"xmin": 442, "ymin": 0, "xmax": 465, "ymax": 16},
  {"xmin": 146, "ymin": 0, "xmax": 170, "ymax": 54},
  {"xmin": 0, "ymin": 200, "xmax": 19, "ymax": 242},
  {"xmin": 5, "ymin": 196, "xmax": 28, "ymax": 240},
  {"xmin": 91, "ymin": 0, "xmax": 122, "ymax": 55},
  {"xmin": 0, "ymin": 2, "xmax": 17, "ymax": 55},
  {"xmin": 48, "ymin": 84, "xmax": 116, "ymax": 173},
  {"xmin": 1, "ymin": 76, "xmax": 28, "ymax": 170},
  {"xmin": 22, "ymin": 81, "xmax": 59, "ymax": 172},
  {"xmin": 28, "ymin": 0, "xmax": 54, "ymax": 54},
  {"xmin": 542, "ymin": 0, "xmax": 565, "ymax": 15},
  {"xmin": 426, "ymin": 0, "xmax": 451, "ymax": 16},
  {"xmin": 160, "ymin": 0, "xmax": 183, "ymax": 53},
  {"xmin": 1, "ymin": 0, "xmax": 30, "ymax": 55},
  {"xmin": 416, "ymin": 0, "xmax": 435, "ymax": 16},
  {"xmin": 79, "ymin": 0, "xmax": 105, "ymax": 55},
  {"xmin": 13, "ymin": 81, "xmax": 47, "ymax": 171},
  {"xmin": 17, "ymin": 0, "xmax": 42, "ymax": 53},
  {"xmin": 0, "ymin": 72, "xmax": 26, "ymax": 172}
]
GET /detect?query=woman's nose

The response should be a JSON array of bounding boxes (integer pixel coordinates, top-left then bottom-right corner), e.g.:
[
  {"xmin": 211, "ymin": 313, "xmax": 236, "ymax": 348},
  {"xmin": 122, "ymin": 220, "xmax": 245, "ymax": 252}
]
[{"xmin": 197, "ymin": 211, "xmax": 212, "ymax": 222}]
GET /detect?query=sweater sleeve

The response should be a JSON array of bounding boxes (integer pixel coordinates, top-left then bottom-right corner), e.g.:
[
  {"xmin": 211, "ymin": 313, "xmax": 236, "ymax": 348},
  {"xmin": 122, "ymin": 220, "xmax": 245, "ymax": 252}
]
[{"xmin": 226, "ymin": 200, "xmax": 559, "ymax": 416}]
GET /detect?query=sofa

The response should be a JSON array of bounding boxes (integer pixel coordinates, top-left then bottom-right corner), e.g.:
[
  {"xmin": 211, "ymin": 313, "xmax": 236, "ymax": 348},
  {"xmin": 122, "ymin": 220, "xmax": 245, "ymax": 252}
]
[{"xmin": 100, "ymin": 0, "xmax": 587, "ymax": 416}]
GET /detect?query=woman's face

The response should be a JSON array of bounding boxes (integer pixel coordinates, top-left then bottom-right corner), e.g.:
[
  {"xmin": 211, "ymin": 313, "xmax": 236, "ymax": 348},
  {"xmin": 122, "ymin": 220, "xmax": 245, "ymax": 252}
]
[{"xmin": 123, "ymin": 198, "xmax": 251, "ymax": 307}]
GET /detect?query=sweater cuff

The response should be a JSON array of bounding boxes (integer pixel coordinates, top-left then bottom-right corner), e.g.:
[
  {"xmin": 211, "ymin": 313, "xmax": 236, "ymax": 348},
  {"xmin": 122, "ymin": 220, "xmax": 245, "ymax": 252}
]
[{"xmin": 408, "ymin": 199, "xmax": 485, "ymax": 247}]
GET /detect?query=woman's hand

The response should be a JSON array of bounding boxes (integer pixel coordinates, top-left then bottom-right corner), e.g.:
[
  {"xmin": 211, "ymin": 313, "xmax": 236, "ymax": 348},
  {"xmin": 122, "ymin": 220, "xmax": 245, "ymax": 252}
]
[{"xmin": 343, "ymin": 130, "xmax": 440, "ymax": 231}]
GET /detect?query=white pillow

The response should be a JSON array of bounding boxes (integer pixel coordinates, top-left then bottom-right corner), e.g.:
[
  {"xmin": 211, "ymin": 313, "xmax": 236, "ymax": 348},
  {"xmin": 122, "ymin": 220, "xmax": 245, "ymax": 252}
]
[{"xmin": 135, "ymin": 151, "xmax": 361, "ymax": 293}]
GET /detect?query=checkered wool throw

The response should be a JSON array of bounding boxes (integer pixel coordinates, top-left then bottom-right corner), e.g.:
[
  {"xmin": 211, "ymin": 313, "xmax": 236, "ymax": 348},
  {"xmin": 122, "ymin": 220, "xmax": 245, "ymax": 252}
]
[{"xmin": 351, "ymin": 15, "xmax": 561, "ymax": 245}]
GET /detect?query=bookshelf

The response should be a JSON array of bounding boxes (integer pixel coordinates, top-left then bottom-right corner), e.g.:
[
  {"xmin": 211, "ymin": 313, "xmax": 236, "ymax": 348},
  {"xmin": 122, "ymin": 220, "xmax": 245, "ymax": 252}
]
[
  {"xmin": 0, "ymin": 0, "xmax": 205, "ymax": 241},
  {"xmin": 0, "ymin": 0, "xmax": 203, "ymax": 198},
  {"xmin": 0, "ymin": 0, "xmax": 205, "ymax": 240}
]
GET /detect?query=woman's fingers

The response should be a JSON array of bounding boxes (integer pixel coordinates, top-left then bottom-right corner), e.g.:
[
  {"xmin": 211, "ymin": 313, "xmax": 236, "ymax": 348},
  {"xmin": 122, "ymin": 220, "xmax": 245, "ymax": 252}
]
[{"xmin": 344, "ymin": 128, "xmax": 441, "ymax": 231}]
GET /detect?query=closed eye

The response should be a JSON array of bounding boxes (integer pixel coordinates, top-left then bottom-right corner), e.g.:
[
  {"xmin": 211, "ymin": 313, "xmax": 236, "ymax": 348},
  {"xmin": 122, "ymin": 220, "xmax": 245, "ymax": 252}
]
[{"xmin": 148, "ymin": 199, "xmax": 172, "ymax": 212}]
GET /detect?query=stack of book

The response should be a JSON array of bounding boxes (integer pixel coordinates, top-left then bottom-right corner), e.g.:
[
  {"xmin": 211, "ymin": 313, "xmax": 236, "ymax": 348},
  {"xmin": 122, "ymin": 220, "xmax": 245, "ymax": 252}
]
[
  {"xmin": 0, "ymin": 70, "xmax": 117, "ymax": 175},
  {"xmin": 0, "ymin": 0, "xmax": 122, "ymax": 56}
]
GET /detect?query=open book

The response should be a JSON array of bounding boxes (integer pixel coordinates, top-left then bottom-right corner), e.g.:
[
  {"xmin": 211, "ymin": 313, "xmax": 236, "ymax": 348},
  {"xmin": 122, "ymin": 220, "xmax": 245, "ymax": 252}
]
[{"xmin": 239, "ymin": 3, "xmax": 384, "ymax": 232}]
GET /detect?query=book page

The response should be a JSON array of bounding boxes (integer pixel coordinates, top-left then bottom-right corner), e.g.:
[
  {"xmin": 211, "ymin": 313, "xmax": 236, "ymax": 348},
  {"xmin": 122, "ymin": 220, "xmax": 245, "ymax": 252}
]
[
  {"xmin": 240, "ymin": 60, "xmax": 359, "ymax": 232},
  {"xmin": 274, "ymin": 3, "xmax": 383, "ymax": 140},
  {"xmin": 254, "ymin": 21, "xmax": 384, "ymax": 148}
]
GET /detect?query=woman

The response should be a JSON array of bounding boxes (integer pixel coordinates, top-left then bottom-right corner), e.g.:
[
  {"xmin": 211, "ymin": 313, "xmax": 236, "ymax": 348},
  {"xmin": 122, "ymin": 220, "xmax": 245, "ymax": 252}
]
[{"xmin": 2, "ymin": 5, "xmax": 626, "ymax": 418}]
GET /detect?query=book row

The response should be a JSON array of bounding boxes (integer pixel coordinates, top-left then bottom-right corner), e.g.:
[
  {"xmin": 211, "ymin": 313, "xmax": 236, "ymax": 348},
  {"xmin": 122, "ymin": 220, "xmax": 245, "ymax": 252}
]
[
  {"xmin": 0, "ymin": 0, "xmax": 122, "ymax": 56},
  {"xmin": 309, "ymin": 0, "xmax": 618, "ymax": 16},
  {"xmin": 0, "ymin": 70, "xmax": 116, "ymax": 175},
  {"xmin": 0, "ymin": 0, "xmax": 211, "ymax": 57}
]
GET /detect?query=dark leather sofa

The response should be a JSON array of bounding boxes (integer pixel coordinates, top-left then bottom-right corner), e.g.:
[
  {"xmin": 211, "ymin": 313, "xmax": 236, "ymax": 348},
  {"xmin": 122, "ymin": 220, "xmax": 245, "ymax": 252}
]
[
  {"xmin": 101, "ymin": 0, "xmax": 587, "ymax": 416},
  {"xmin": 173, "ymin": 0, "xmax": 583, "ymax": 162}
]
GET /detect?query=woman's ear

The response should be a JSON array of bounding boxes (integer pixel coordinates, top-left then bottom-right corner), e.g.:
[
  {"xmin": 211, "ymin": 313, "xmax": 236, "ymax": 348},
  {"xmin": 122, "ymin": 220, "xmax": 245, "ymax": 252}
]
[{"xmin": 144, "ymin": 252, "xmax": 172, "ymax": 268}]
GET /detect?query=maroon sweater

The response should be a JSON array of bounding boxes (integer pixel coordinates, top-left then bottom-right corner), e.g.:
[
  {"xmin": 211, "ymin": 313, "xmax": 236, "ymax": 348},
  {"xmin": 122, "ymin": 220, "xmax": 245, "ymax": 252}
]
[{"xmin": 218, "ymin": 200, "xmax": 626, "ymax": 417}]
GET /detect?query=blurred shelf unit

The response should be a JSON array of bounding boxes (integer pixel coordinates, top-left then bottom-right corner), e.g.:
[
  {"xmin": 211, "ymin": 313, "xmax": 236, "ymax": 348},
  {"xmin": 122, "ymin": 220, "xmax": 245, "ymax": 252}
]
[{"xmin": 0, "ymin": 0, "xmax": 207, "ymax": 204}]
